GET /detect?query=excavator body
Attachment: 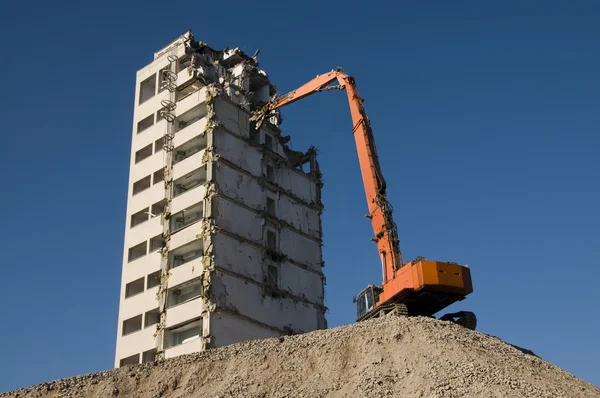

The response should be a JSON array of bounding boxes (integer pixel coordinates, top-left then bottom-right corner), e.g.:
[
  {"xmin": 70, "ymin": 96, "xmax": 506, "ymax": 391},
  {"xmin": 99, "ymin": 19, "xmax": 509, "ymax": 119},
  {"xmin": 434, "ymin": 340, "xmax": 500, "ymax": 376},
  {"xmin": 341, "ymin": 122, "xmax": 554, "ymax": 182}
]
[
  {"xmin": 355, "ymin": 259, "xmax": 473, "ymax": 321},
  {"xmin": 251, "ymin": 68, "xmax": 477, "ymax": 330}
]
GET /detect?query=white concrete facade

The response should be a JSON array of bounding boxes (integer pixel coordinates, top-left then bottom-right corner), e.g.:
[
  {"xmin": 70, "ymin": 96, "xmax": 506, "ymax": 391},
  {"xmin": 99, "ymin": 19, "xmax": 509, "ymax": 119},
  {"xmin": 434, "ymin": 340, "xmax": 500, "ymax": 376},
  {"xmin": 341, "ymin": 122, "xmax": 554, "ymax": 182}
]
[{"xmin": 114, "ymin": 32, "xmax": 326, "ymax": 367}]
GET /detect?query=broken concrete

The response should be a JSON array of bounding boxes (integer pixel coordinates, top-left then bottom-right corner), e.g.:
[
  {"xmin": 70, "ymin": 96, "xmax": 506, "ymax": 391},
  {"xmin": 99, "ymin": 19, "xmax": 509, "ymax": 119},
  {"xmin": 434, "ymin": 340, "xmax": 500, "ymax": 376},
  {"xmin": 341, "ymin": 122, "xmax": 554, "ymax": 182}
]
[{"xmin": 4, "ymin": 317, "xmax": 598, "ymax": 397}]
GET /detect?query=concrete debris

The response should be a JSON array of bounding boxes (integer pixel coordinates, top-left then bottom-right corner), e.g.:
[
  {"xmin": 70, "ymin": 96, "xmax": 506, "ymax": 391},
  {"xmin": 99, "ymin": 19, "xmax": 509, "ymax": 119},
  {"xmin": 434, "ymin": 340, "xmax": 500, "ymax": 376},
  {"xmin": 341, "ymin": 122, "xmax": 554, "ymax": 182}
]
[
  {"xmin": 3, "ymin": 316, "xmax": 598, "ymax": 398},
  {"xmin": 175, "ymin": 32, "xmax": 320, "ymax": 179},
  {"xmin": 178, "ymin": 35, "xmax": 276, "ymax": 114}
]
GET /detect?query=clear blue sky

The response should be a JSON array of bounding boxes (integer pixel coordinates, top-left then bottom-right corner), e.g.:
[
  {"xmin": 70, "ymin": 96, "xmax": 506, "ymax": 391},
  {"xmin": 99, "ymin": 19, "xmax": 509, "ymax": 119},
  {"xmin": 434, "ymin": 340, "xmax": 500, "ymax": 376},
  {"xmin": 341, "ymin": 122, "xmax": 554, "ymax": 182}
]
[{"xmin": 0, "ymin": 0, "xmax": 598, "ymax": 392}]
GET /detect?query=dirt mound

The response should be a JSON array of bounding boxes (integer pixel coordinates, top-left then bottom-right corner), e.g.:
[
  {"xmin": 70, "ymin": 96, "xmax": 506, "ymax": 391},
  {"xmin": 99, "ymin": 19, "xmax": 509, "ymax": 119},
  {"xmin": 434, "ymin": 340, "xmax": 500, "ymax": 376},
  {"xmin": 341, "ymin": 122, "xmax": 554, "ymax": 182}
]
[{"xmin": 2, "ymin": 316, "xmax": 598, "ymax": 398}]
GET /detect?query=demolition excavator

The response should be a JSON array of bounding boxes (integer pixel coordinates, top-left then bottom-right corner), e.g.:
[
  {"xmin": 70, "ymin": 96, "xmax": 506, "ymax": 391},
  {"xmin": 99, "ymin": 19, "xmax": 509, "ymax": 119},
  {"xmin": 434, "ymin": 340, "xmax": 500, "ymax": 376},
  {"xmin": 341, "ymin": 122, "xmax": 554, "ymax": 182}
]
[{"xmin": 250, "ymin": 68, "xmax": 477, "ymax": 330}]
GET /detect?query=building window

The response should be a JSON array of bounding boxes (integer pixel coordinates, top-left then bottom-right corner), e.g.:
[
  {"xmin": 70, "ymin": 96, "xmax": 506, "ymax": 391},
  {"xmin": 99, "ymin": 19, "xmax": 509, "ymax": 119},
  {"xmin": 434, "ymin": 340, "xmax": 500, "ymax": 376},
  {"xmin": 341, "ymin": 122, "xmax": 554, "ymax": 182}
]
[
  {"xmin": 173, "ymin": 135, "xmax": 207, "ymax": 165},
  {"xmin": 175, "ymin": 104, "xmax": 208, "ymax": 132},
  {"xmin": 135, "ymin": 144, "xmax": 153, "ymax": 164},
  {"xmin": 128, "ymin": 241, "xmax": 147, "ymax": 262},
  {"xmin": 142, "ymin": 348, "xmax": 157, "ymax": 363},
  {"xmin": 147, "ymin": 270, "xmax": 161, "ymax": 289},
  {"xmin": 266, "ymin": 197, "xmax": 275, "ymax": 217},
  {"xmin": 139, "ymin": 74, "xmax": 156, "ymax": 104},
  {"xmin": 170, "ymin": 202, "xmax": 203, "ymax": 233},
  {"xmin": 158, "ymin": 66, "xmax": 170, "ymax": 94},
  {"xmin": 266, "ymin": 230, "xmax": 277, "ymax": 251},
  {"xmin": 265, "ymin": 165, "xmax": 275, "ymax": 183},
  {"xmin": 173, "ymin": 167, "xmax": 207, "ymax": 197},
  {"xmin": 165, "ymin": 320, "xmax": 202, "ymax": 348},
  {"xmin": 125, "ymin": 277, "xmax": 144, "ymax": 298},
  {"xmin": 264, "ymin": 134, "xmax": 274, "ymax": 150},
  {"xmin": 153, "ymin": 168, "xmax": 164, "ymax": 185},
  {"xmin": 130, "ymin": 207, "xmax": 149, "ymax": 228},
  {"xmin": 132, "ymin": 175, "xmax": 151, "ymax": 195},
  {"xmin": 167, "ymin": 280, "xmax": 202, "ymax": 308},
  {"xmin": 137, "ymin": 114, "xmax": 154, "ymax": 134},
  {"xmin": 154, "ymin": 136, "xmax": 165, "ymax": 153},
  {"xmin": 176, "ymin": 85, "xmax": 198, "ymax": 103},
  {"xmin": 250, "ymin": 125, "xmax": 260, "ymax": 143},
  {"xmin": 169, "ymin": 240, "xmax": 203, "ymax": 269},
  {"xmin": 151, "ymin": 200, "xmax": 167, "ymax": 217},
  {"xmin": 144, "ymin": 308, "xmax": 160, "ymax": 328},
  {"xmin": 267, "ymin": 264, "xmax": 278, "ymax": 289},
  {"xmin": 119, "ymin": 353, "xmax": 139, "ymax": 367},
  {"xmin": 149, "ymin": 234, "xmax": 165, "ymax": 252},
  {"xmin": 122, "ymin": 314, "xmax": 143, "ymax": 335},
  {"xmin": 156, "ymin": 109, "xmax": 164, "ymax": 123},
  {"xmin": 179, "ymin": 55, "xmax": 192, "ymax": 70}
]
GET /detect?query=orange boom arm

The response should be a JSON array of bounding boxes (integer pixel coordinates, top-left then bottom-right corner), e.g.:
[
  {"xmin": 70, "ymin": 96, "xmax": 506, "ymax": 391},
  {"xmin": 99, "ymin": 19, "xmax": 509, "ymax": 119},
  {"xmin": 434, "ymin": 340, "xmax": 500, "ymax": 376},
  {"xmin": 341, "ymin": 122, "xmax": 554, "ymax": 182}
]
[{"xmin": 251, "ymin": 69, "xmax": 402, "ymax": 284}]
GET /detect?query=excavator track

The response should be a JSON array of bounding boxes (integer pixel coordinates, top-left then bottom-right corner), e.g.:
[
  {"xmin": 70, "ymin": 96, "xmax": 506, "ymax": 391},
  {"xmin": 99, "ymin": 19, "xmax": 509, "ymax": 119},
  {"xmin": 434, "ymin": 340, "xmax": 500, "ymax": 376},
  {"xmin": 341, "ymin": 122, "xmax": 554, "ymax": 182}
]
[
  {"xmin": 456, "ymin": 311, "xmax": 477, "ymax": 330},
  {"xmin": 383, "ymin": 303, "xmax": 409, "ymax": 317},
  {"xmin": 359, "ymin": 303, "xmax": 409, "ymax": 321},
  {"xmin": 439, "ymin": 311, "xmax": 477, "ymax": 331}
]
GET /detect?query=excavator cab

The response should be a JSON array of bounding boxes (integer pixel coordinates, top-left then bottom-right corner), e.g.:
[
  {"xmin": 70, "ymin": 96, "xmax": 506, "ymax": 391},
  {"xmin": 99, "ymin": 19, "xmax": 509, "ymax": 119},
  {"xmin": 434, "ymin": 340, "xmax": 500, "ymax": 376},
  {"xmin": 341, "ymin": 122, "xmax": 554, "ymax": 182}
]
[{"xmin": 354, "ymin": 285, "xmax": 382, "ymax": 320}]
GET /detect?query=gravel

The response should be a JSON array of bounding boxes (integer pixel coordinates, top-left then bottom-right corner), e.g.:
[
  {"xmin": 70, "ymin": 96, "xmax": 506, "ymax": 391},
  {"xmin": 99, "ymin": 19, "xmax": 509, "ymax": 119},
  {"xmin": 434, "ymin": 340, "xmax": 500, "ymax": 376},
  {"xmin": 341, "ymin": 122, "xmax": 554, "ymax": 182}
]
[{"xmin": 2, "ymin": 316, "xmax": 598, "ymax": 398}]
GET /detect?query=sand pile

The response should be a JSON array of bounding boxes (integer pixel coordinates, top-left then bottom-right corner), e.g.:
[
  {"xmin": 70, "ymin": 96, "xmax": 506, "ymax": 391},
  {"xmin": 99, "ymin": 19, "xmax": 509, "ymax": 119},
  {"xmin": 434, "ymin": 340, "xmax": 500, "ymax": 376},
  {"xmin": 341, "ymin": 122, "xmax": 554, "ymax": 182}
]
[{"xmin": 3, "ymin": 316, "xmax": 598, "ymax": 398}]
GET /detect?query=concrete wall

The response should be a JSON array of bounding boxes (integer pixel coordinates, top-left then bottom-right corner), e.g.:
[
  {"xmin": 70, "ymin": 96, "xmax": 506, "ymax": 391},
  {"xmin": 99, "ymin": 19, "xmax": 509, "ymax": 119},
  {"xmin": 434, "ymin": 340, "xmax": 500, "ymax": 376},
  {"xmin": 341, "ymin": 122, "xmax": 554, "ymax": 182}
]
[
  {"xmin": 212, "ymin": 232, "xmax": 324, "ymax": 303},
  {"xmin": 210, "ymin": 196, "xmax": 321, "ymax": 270},
  {"xmin": 212, "ymin": 126, "xmax": 262, "ymax": 176},
  {"xmin": 207, "ymin": 107, "xmax": 325, "ymax": 339},
  {"xmin": 213, "ymin": 163, "xmax": 321, "ymax": 238},
  {"xmin": 209, "ymin": 313, "xmax": 279, "ymax": 348},
  {"xmin": 114, "ymin": 36, "xmax": 189, "ymax": 368},
  {"xmin": 279, "ymin": 228, "xmax": 323, "ymax": 271},
  {"xmin": 210, "ymin": 271, "xmax": 322, "ymax": 332}
]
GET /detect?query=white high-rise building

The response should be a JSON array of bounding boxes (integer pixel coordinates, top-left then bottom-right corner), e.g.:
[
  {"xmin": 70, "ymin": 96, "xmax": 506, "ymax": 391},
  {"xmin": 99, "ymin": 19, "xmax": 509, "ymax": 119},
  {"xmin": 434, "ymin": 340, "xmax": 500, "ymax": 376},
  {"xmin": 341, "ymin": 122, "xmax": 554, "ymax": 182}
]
[{"xmin": 114, "ymin": 32, "xmax": 327, "ymax": 367}]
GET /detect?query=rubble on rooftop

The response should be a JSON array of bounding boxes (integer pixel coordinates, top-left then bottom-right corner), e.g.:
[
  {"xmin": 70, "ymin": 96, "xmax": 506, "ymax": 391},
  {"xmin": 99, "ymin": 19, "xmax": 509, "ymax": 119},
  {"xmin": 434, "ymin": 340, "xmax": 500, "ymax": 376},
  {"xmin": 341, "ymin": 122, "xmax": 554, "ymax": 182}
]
[{"xmin": 172, "ymin": 32, "xmax": 318, "ymax": 179}]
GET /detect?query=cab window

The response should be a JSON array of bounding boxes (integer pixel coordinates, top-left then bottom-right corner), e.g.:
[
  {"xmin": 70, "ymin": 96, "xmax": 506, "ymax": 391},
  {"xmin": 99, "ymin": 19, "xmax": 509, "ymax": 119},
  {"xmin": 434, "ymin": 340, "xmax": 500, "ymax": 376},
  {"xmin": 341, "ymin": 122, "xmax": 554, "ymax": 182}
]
[{"xmin": 357, "ymin": 292, "xmax": 367, "ymax": 319}]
